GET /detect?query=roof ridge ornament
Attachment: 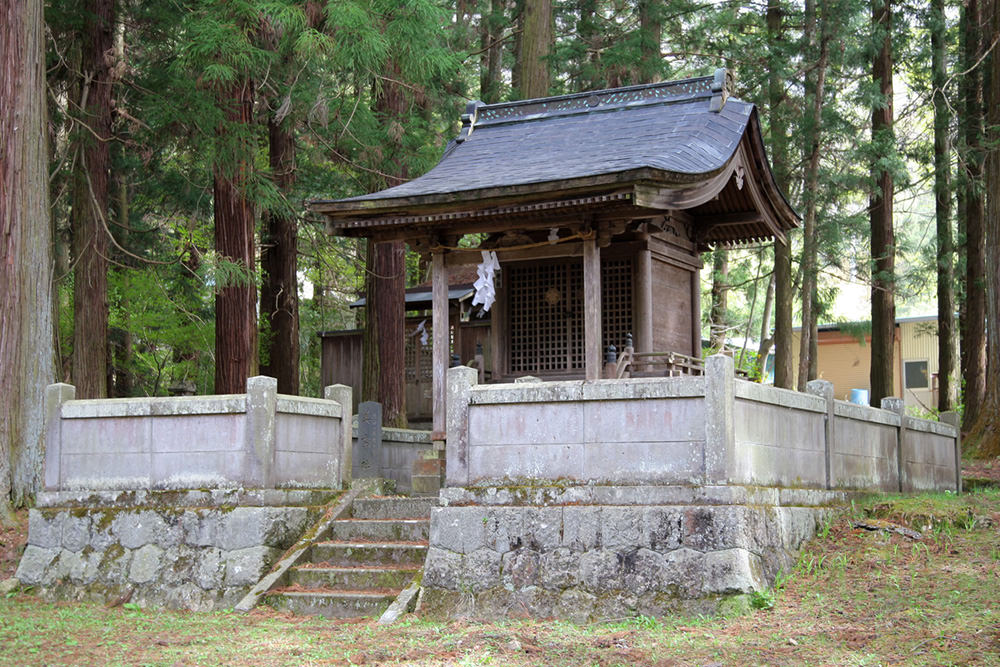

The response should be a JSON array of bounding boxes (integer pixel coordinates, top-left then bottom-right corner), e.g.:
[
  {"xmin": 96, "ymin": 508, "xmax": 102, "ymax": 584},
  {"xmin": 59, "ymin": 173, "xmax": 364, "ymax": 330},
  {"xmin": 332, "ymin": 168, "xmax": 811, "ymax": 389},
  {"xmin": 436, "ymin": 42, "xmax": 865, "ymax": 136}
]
[
  {"xmin": 709, "ymin": 68, "xmax": 731, "ymax": 112},
  {"xmin": 456, "ymin": 100, "xmax": 484, "ymax": 143}
]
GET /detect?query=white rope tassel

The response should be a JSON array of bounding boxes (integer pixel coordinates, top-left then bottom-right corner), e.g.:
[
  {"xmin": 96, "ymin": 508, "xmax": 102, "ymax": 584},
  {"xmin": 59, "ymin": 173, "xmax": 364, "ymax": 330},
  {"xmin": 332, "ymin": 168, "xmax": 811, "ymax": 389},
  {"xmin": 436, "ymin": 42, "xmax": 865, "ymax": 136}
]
[{"xmin": 471, "ymin": 250, "xmax": 500, "ymax": 312}]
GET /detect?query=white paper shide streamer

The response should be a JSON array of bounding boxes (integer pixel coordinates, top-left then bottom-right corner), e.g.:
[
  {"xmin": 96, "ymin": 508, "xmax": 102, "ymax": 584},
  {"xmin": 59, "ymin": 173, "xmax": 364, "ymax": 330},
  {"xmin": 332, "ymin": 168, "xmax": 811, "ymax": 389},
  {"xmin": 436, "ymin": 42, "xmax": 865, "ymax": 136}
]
[{"xmin": 471, "ymin": 250, "xmax": 500, "ymax": 312}]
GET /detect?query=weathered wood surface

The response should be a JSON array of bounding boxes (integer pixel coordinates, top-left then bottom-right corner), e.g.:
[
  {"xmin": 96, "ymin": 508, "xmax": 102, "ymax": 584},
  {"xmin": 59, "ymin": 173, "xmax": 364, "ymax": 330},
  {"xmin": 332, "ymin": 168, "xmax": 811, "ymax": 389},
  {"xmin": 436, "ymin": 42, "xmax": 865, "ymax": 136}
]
[
  {"xmin": 583, "ymin": 237, "xmax": 602, "ymax": 381},
  {"xmin": 431, "ymin": 251, "xmax": 448, "ymax": 440}
]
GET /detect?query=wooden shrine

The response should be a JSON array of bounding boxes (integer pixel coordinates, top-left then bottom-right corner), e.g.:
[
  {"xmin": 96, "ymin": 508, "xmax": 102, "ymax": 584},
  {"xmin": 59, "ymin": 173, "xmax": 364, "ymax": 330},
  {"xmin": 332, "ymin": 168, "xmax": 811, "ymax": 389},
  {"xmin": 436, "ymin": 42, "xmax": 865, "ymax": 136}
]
[{"xmin": 311, "ymin": 70, "xmax": 799, "ymax": 439}]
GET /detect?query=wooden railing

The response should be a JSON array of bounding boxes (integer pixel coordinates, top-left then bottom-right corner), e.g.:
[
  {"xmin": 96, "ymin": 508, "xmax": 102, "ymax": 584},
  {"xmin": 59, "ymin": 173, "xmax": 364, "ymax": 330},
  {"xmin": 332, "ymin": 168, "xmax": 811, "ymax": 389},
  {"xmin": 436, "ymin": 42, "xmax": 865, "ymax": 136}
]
[{"xmin": 605, "ymin": 335, "xmax": 748, "ymax": 379}]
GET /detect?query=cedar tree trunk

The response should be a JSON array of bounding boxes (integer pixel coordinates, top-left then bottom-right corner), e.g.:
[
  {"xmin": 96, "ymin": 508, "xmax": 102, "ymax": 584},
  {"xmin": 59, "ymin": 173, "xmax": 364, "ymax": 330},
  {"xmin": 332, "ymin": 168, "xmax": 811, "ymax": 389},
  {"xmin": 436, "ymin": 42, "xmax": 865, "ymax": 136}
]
[
  {"xmin": 213, "ymin": 79, "xmax": 258, "ymax": 394},
  {"xmin": 70, "ymin": 0, "xmax": 114, "ymax": 399},
  {"xmin": 965, "ymin": 0, "xmax": 1000, "ymax": 457},
  {"xmin": 517, "ymin": 0, "xmax": 552, "ymax": 98},
  {"xmin": 1, "ymin": 0, "xmax": 57, "ymax": 514},
  {"xmin": 260, "ymin": 117, "xmax": 300, "ymax": 395},
  {"xmin": 768, "ymin": 0, "xmax": 795, "ymax": 390},
  {"xmin": 869, "ymin": 0, "xmax": 896, "ymax": 406},
  {"xmin": 962, "ymin": 0, "xmax": 987, "ymax": 428},
  {"xmin": 931, "ymin": 0, "xmax": 955, "ymax": 412}
]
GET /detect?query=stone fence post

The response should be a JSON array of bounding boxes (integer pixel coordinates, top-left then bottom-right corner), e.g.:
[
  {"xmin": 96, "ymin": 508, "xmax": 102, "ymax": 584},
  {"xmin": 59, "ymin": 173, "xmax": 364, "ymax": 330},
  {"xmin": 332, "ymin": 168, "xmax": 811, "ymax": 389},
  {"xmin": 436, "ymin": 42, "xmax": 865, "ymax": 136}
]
[
  {"xmin": 43, "ymin": 383, "xmax": 76, "ymax": 491},
  {"xmin": 939, "ymin": 411, "xmax": 962, "ymax": 493},
  {"xmin": 704, "ymin": 354, "xmax": 736, "ymax": 484},
  {"xmin": 881, "ymin": 397, "xmax": 906, "ymax": 492},
  {"xmin": 245, "ymin": 376, "xmax": 278, "ymax": 487},
  {"xmin": 806, "ymin": 380, "xmax": 835, "ymax": 489},
  {"xmin": 325, "ymin": 384, "xmax": 354, "ymax": 488},
  {"xmin": 446, "ymin": 365, "xmax": 478, "ymax": 487}
]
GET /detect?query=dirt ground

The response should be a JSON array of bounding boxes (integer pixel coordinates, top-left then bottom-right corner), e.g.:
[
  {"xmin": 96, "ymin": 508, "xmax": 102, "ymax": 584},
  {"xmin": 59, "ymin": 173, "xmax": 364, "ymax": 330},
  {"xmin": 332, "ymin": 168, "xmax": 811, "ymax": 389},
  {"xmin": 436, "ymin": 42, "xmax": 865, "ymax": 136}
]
[
  {"xmin": 964, "ymin": 457, "xmax": 1000, "ymax": 484},
  {"xmin": 0, "ymin": 509, "xmax": 28, "ymax": 581}
]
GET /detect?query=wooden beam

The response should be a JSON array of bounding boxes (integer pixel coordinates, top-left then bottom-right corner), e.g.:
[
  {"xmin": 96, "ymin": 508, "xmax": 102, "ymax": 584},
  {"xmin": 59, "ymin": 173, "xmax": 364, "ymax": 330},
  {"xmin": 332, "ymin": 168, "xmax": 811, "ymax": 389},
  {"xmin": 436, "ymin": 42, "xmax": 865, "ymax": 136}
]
[
  {"xmin": 444, "ymin": 240, "xmax": 645, "ymax": 267},
  {"xmin": 691, "ymin": 265, "xmax": 702, "ymax": 358},
  {"xmin": 636, "ymin": 244, "xmax": 653, "ymax": 354},
  {"xmin": 583, "ymin": 235, "xmax": 602, "ymax": 381},
  {"xmin": 431, "ymin": 249, "xmax": 448, "ymax": 441}
]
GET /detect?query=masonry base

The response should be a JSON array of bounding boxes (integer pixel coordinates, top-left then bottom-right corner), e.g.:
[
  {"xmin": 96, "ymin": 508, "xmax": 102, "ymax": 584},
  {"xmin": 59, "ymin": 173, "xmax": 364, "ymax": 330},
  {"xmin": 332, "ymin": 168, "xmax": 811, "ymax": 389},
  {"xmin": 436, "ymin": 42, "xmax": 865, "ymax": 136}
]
[
  {"xmin": 418, "ymin": 485, "xmax": 844, "ymax": 621},
  {"xmin": 15, "ymin": 488, "xmax": 338, "ymax": 611}
]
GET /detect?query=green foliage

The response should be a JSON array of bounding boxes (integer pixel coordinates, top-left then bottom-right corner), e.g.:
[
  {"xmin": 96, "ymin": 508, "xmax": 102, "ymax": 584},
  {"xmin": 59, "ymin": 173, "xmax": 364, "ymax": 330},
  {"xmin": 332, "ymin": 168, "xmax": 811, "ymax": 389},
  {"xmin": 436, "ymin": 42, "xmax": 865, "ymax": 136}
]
[{"xmin": 42, "ymin": 0, "xmax": 972, "ymax": 398}]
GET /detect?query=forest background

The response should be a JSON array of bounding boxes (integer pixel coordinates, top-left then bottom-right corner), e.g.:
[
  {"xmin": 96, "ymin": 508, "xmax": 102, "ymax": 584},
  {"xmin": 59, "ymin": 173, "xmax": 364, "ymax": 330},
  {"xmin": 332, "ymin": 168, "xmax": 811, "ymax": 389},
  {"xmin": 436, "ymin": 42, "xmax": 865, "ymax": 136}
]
[{"xmin": 3, "ymin": 0, "xmax": 1000, "ymax": 519}]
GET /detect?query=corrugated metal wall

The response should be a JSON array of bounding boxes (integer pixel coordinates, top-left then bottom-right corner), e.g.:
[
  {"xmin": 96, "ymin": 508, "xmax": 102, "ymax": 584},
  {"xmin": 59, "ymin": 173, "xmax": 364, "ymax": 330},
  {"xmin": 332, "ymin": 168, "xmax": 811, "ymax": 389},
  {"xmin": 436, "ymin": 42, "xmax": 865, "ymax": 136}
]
[{"xmin": 788, "ymin": 317, "xmax": 959, "ymax": 410}]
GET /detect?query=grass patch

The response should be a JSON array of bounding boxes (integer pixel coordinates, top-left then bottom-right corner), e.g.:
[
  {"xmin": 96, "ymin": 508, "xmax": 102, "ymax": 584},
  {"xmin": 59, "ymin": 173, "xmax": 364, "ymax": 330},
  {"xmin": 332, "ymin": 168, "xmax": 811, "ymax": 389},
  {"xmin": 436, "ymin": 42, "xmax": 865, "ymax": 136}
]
[{"xmin": 1, "ymin": 489, "xmax": 999, "ymax": 665}]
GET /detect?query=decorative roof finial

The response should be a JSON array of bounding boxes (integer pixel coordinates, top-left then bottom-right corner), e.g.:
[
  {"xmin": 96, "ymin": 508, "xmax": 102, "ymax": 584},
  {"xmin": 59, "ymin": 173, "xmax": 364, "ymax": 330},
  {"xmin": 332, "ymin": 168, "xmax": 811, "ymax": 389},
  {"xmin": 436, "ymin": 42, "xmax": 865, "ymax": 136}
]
[
  {"xmin": 709, "ymin": 68, "xmax": 730, "ymax": 113},
  {"xmin": 456, "ymin": 100, "xmax": 484, "ymax": 143}
]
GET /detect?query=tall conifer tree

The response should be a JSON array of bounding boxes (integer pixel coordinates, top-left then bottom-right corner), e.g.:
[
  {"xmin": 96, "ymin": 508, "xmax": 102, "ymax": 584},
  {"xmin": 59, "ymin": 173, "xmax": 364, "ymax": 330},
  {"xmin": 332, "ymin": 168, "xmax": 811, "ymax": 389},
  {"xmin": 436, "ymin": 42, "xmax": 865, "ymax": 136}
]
[{"xmin": 869, "ymin": 0, "xmax": 896, "ymax": 406}]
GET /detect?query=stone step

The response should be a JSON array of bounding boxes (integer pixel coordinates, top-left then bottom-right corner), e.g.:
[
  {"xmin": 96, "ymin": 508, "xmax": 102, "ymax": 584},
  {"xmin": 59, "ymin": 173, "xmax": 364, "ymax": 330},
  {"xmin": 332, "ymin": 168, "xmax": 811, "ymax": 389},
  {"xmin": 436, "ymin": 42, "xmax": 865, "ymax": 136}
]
[
  {"xmin": 265, "ymin": 589, "xmax": 400, "ymax": 618},
  {"xmin": 351, "ymin": 497, "xmax": 436, "ymax": 520},
  {"xmin": 289, "ymin": 565, "xmax": 419, "ymax": 590},
  {"xmin": 330, "ymin": 518, "xmax": 429, "ymax": 542},
  {"xmin": 310, "ymin": 540, "xmax": 428, "ymax": 567}
]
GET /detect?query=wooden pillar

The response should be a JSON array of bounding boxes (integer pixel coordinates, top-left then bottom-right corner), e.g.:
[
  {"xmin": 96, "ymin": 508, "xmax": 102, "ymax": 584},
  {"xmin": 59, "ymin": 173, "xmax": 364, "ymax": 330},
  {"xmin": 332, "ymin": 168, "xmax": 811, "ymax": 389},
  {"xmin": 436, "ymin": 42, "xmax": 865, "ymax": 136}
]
[
  {"xmin": 583, "ymin": 236, "xmax": 602, "ymax": 380},
  {"xmin": 431, "ymin": 249, "xmax": 448, "ymax": 441},
  {"xmin": 691, "ymin": 266, "xmax": 702, "ymax": 358},
  {"xmin": 635, "ymin": 245, "xmax": 653, "ymax": 353}
]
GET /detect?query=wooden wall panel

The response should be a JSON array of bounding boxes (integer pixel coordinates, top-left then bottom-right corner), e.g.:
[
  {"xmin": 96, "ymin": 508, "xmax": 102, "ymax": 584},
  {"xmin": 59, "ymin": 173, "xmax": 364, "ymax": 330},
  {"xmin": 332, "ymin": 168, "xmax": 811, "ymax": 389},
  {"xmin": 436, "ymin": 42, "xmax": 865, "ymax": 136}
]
[
  {"xmin": 651, "ymin": 258, "xmax": 695, "ymax": 355},
  {"xmin": 320, "ymin": 331, "xmax": 362, "ymax": 411}
]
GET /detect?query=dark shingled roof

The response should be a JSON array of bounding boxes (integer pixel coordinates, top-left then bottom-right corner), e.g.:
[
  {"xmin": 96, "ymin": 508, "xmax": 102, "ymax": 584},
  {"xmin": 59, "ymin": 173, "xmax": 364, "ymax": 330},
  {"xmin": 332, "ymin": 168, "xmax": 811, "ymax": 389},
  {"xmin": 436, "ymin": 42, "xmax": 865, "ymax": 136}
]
[
  {"xmin": 312, "ymin": 71, "xmax": 798, "ymax": 245},
  {"xmin": 316, "ymin": 73, "xmax": 746, "ymax": 206},
  {"xmin": 340, "ymin": 79, "xmax": 746, "ymax": 203}
]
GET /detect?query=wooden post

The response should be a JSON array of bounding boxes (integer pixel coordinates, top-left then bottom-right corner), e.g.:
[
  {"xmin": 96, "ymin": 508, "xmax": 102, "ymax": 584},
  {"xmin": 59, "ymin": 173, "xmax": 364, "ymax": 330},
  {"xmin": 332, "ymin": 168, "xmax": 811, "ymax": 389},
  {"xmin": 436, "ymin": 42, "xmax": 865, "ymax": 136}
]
[
  {"xmin": 583, "ymin": 235, "xmax": 602, "ymax": 381},
  {"xmin": 635, "ymin": 245, "xmax": 653, "ymax": 354},
  {"xmin": 432, "ymin": 249, "xmax": 448, "ymax": 441},
  {"xmin": 690, "ymin": 265, "xmax": 702, "ymax": 358}
]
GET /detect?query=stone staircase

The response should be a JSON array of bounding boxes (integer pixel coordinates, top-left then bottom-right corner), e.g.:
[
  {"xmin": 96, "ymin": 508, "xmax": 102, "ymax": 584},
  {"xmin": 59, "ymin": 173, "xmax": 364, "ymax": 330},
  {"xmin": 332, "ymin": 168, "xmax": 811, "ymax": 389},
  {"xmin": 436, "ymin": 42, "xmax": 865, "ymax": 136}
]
[{"xmin": 264, "ymin": 496, "xmax": 434, "ymax": 618}]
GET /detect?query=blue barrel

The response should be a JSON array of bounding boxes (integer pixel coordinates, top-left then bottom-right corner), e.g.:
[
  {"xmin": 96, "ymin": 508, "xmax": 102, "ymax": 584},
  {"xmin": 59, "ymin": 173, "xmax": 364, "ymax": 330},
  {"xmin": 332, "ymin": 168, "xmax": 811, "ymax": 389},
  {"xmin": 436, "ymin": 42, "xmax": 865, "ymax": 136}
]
[{"xmin": 849, "ymin": 388, "xmax": 869, "ymax": 405}]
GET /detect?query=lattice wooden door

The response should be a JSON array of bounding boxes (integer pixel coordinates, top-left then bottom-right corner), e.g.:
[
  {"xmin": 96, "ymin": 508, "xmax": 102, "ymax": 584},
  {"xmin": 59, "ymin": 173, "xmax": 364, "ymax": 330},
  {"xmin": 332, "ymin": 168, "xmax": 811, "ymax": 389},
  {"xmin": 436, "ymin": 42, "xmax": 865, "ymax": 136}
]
[{"xmin": 507, "ymin": 258, "xmax": 633, "ymax": 374}]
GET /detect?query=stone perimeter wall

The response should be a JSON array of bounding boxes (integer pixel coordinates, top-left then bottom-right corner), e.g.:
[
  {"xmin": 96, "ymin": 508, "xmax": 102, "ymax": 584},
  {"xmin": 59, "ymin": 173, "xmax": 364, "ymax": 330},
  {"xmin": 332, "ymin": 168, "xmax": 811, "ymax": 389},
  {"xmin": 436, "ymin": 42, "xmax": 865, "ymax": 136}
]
[
  {"xmin": 14, "ymin": 489, "xmax": 336, "ymax": 610},
  {"xmin": 43, "ymin": 378, "xmax": 353, "ymax": 491},
  {"xmin": 446, "ymin": 356, "xmax": 961, "ymax": 493},
  {"xmin": 425, "ymin": 357, "xmax": 961, "ymax": 619},
  {"xmin": 420, "ymin": 485, "xmax": 842, "ymax": 621}
]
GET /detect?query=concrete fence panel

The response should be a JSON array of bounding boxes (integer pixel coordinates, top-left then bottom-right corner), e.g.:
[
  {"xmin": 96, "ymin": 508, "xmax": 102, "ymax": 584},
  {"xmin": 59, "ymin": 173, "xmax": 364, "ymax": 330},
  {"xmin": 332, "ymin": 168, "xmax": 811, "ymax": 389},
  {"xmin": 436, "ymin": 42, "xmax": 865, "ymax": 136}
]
[
  {"xmin": 444, "ymin": 357, "xmax": 959, "ymax": 493},
  {"xmin": 449, "ymin": 368, "xmax": 707, "ymax": 486},
  {"xmin": 831, "ymin": 402, "xmax": 900, "ymax": 491},
  {"xmin": 44, "ymin": 378, "xmax": 352, "ymax": 491},
  {"xmin": 733, "ymin": 381, "xmax": 827, "ymax": 488}
]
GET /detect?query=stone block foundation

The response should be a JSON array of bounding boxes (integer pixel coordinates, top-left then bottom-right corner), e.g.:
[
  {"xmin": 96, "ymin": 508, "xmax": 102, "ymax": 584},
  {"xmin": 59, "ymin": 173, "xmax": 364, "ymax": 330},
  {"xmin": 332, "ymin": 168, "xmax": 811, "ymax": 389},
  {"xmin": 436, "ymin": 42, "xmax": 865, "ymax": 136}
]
[
  {"xmin": 15, "ymin": 488, "xmax": 337, "ymax": 610},
  {"xmin": 418, "ymin": 485, "xmax": 843, "ymax": 621}
]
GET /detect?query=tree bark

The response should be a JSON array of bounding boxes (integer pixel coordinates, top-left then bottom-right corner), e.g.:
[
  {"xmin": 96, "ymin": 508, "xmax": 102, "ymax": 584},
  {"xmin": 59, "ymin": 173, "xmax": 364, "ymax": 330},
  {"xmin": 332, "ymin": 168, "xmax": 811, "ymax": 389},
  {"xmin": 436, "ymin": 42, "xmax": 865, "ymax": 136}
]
[
  {"xmin": 70, "ymin": 0, "xmax": 114, "ymax": 399},
  {"xmin": 767, "ymin": 0, "xmax": 795, "ymax": 390},
  {"xmin": 797, "ymin": 0, "xmax": 829, "ymax": 392},
  {"xmin": 961, "ymin": 0, "xmax": 987, "ymax": 428},
  {"xmin": 479, "ymin": 0, "xmax": 504, "ymax": 103},
  {"xmin": 362, "ymin": 239, "xmax": 406, "ymax": 427},
  {"xmin": 869, "ymin": 0, "xmax": 896, "ymax": 406},
  {"xmin": 1, "ymin": 0, "xmax": 57, "ymax": 515},
  {"xmin": 965, "ymin": 0, "xmax": 1000, "ymax": 457},
  {"xmin": 361, "ymin": 58, "xmax": 407, "ymax": 427},
  {"xmin": 516, "ymin": 0, "xmax": 552, "ymax": 99},
  {"xmin": 756, "ymin": 272, "xmax": 775, "ymax": 380},
  {"xmin": 213, "ymin": 78, "xmax": 258, "ymax": 394},
  {"xmin": 709, "ymin": 250, "xmax": 729, "ymax": 350},
  {"xmin": 637, "ymin": 0, "xmax": 662, "ymax": 84},
  {"xmin": 259, "ymin": 117, "xmax": 300, "ymax": 395},
  {"xmin": 931, "ymin": 0, "xmax": 955, "ymax": 412}
]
